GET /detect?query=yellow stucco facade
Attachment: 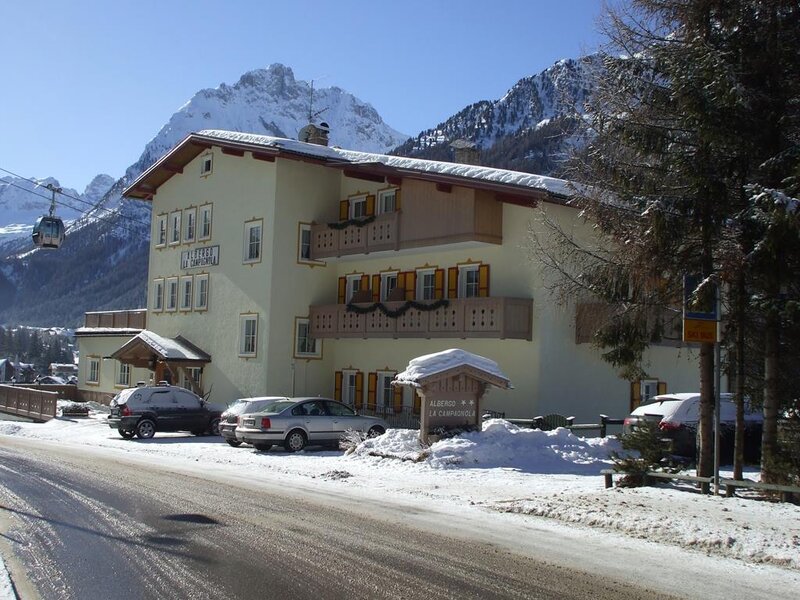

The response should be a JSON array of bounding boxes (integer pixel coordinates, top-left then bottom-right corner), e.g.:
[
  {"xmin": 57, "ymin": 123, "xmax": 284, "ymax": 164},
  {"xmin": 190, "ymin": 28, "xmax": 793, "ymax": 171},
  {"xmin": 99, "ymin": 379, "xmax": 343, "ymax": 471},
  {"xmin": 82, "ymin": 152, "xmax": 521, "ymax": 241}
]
[{"xmin": 77, "ymin": 134, "xmax": 702, "ymax": 419}]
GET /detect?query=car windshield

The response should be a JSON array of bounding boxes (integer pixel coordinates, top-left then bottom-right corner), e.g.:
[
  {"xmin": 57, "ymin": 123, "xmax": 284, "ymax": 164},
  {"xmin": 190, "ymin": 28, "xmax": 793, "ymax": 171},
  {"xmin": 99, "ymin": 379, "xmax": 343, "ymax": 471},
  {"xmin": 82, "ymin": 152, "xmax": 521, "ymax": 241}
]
[
  {"xmin": 257, "ymin": 400, "xmax": 296, "ymax": 414},
  {"xmin": 111, "ymin": 388, "xmax": 138, "ymax": 407},
  {"xmin": 225, "ymin": 400, "xmax": 250, "ymax": 415}
]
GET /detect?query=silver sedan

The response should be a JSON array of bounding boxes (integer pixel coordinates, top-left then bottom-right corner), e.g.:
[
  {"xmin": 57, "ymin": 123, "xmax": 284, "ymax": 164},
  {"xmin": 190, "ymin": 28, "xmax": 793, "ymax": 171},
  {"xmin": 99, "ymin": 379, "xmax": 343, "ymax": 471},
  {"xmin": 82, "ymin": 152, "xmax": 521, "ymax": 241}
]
[{"xmin": 235, "ymin": 397, "xmax": 387, "ymax": 452}]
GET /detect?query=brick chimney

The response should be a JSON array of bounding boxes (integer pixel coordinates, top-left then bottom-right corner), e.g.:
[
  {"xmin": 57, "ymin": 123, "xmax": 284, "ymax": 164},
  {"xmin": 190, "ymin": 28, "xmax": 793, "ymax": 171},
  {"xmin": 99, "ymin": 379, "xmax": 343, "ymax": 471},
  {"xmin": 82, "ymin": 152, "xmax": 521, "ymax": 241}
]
[
  {"xmin": 450, "ymin": 139, "xmax": 480, "ymax": 165},
  {"xmin": 298, "ymin": 122, "xmax": 330, "ymax": 146}
]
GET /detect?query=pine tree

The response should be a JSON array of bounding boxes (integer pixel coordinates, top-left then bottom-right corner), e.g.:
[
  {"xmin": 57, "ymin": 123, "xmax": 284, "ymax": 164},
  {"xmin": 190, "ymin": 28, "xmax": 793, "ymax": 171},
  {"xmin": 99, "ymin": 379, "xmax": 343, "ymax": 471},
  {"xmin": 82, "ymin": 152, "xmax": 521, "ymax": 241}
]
[{"xmin": 529, "ymin": 0, "xmax": 800, "ymax": 479}]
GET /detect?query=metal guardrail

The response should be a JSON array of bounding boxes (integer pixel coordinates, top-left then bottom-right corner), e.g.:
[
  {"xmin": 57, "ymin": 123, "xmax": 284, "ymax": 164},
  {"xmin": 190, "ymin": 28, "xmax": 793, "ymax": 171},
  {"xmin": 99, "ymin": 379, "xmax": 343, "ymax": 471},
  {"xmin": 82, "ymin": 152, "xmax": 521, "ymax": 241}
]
[
  {"xmin": 0, "ymin": 384, "xmax": 58, "ymax": 422},
  {"xmin": 507, "ymin": 414, "xmax": 624, "ymax": 437},
  {"xmin": 350, "ymin": 405, "xmax": 421, "ymax": 430}
]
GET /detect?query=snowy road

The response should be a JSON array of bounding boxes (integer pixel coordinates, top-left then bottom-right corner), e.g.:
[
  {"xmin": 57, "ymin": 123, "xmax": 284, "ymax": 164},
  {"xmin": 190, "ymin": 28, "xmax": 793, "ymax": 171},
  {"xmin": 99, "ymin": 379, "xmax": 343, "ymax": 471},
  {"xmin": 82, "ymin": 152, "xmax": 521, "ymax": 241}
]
[{"xmin": 0, "ymin": 439, "xmax": 679, "ymax": 600}]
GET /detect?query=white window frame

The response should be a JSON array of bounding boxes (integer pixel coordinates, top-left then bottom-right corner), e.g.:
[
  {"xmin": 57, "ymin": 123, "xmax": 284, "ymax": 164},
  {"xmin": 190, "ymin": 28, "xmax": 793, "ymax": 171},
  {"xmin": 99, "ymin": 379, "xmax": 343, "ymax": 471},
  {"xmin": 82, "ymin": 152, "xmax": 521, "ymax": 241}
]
[
  {"xmin": 199, "ymin": 204, "xmax": 213, "ymax": 240},
  {"xmin": 200, "ymin": 152, "xmax": 213, "ymax": 176},
  {"xmin": 345, "ymin": 274, "xmax": 363, "ymax": 303},
  {"xmin": 239, "ymin": 314, "xmax": 258, "ymax": 357},
  {"xmin": 349, "ymin": 195, "xmax": 367, "ymax": 219},
  {"xmin": 169, "ymin": 211, "xmax": 181, "ymax": 245},
  {"xmin": 166, "ymin": 277, "xmax": 179, "ymax": 312},
  {"xmin": 86, "ymin": 357, "xmax": 100, "ymax": 385},
  {"xmin": 641, "ymin": 379, "xmax": 659, "ymax": 404},
  {"xmin": 243, "ymin": 220, "xmax": 263, "ymax": 264},
  {"xmin": 179, "ymin": 276, "xmax": 193, "ymax": 311},
  {"xmin": 377, "ymin": 371, "xmax": 395, "ymax": 410},
  {"xmin": 297, "ymin": 222, "xmax": 323, "ymax": 265},
  {"xmin": 293, "ymin": 317, "xmax": 321, "ymax": 359},
  {"xmin": 155, "ymin": 214, "xmax": 167, "ymax": 247},
  {"xmin": 342, "ymin": 370, "xmax": 357, "ymax": 405},
  {"xmin": 377, "ymin": 188, "xmax": 397, "ymax": 214},
  {"xmin": 116, "ymin": 362, "xmax": 131, "ymax": 388},
  {"xmin": 152, "ymin": 278, "xmax": 164, "ymax": 312},
  {"xmin": 194, "ymin": 274, "xmax": 209, "ymax": 311},
  {"xmin": 184, "ymin": 208, "xmax": 196, "ymax": 243},
  {"xmin": 380, "ymin": 271, "xmax": 399, "ymax": 302},
  {"xmin": 459, "ymin": 264, "xmax": 480, "ymax": 298},
  {"xmin": 416, "ymin": 268, "xmax": 436, "ymax": 301}
]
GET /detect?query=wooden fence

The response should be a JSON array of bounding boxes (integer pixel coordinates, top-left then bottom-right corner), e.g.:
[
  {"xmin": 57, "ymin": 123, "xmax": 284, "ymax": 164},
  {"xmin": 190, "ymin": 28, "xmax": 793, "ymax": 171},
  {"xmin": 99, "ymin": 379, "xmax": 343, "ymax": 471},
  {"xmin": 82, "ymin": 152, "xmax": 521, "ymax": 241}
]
[{"xmin": 0, "ymin": 384, "xmax": 58, "ymax": 422}]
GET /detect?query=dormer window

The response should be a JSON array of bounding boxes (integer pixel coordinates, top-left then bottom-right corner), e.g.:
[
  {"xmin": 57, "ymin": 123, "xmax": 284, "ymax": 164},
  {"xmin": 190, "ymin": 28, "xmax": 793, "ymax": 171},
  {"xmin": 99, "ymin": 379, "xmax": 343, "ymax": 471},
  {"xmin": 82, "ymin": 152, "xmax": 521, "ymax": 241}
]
[{"xmin": 200, "ymin": 153, "xmax": 213, "ymax": 176}]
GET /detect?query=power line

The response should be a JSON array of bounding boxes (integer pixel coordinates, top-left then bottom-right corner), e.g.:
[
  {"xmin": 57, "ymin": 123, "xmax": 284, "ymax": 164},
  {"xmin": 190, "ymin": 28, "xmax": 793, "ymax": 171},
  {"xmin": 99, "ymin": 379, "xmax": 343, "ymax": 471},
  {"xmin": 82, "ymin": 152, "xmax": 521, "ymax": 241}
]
[
  {"xmin": 0, "ymin": 178, "xmax": 147, "ymax": 237},
  {"xmin": 0, "ymin": 165, "xmax": 151, "ymax": 228}
]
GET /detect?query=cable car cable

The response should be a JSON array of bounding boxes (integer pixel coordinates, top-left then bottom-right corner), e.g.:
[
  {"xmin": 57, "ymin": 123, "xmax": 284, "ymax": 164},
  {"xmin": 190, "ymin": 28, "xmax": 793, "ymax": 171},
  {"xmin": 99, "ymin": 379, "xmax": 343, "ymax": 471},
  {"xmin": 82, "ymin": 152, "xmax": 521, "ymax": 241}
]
[
  {"xmin": 0, "ymin": 166, "xmax": 151, "ymax": 228},
  {"xmin": 0, "ymin": 178, "xmax": 148, "ymax": 236}
]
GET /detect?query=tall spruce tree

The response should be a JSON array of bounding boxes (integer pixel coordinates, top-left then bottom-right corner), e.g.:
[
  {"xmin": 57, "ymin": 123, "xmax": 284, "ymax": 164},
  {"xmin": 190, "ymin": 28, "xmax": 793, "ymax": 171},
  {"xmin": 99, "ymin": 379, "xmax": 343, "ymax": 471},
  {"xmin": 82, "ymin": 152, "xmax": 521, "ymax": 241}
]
[{"xmin": 529, "ymin": 0, "xmax": 800, "ymax": 479}]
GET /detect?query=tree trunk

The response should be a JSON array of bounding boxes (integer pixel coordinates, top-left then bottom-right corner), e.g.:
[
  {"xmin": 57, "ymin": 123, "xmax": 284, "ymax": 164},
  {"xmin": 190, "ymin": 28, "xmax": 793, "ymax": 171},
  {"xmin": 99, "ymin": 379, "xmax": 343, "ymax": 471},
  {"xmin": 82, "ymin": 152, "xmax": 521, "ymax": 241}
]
[
  {"xmin": 733, "ymin": 274, "xmax": 746, "ymax": 481},
  {"xmin": 761, "ymin": 306, "xmax": 780, "ymax": 484},
  {"xmin": 697, "ymin": 341, "xmax": 715, "ymax": 477}
]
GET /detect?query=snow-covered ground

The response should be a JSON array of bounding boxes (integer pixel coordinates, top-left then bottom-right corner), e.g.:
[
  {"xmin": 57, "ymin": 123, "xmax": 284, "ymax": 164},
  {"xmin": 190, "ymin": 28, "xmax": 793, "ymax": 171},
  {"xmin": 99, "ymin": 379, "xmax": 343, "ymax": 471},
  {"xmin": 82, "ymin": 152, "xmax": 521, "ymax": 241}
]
[{"xmin": 1, "ymin": 406, "xmax": 798, "ymax": 596}]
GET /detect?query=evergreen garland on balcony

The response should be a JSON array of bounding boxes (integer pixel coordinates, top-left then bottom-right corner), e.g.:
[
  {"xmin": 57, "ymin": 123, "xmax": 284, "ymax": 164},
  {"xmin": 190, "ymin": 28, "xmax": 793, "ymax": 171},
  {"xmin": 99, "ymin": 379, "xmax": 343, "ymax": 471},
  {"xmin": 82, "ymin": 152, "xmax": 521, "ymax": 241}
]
[
  {"xmin": 327, "ymin": 215, "xmax": 376, "ymax": 230},
  {"xmin": 346, "ymin": 298, "xmax": 449, "ymax": 318}
]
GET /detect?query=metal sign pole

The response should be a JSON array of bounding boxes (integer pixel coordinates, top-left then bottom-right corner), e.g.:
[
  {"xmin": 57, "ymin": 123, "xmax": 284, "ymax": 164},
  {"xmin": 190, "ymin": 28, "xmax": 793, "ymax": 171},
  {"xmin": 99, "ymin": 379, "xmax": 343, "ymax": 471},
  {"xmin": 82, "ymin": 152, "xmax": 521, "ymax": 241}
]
[
  {"xmin": 714, "ymin": 342, "xmax": 721, "ymax": 495},
  {"xmin": 713, "ymin": 284, "xmax": 721, "ymax": 495}
]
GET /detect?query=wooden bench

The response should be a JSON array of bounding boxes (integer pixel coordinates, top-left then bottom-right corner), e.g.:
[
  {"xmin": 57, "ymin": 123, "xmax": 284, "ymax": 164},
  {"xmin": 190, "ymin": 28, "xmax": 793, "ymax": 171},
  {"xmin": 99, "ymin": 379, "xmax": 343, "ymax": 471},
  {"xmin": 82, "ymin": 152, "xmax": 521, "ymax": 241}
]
[
  {"xmin": 720, "ymin": 478, "xmax": 800, "ymax": 502},
  {"xmin": 601, "ymin": 469, "xmax": 713, "ymax": 494}
]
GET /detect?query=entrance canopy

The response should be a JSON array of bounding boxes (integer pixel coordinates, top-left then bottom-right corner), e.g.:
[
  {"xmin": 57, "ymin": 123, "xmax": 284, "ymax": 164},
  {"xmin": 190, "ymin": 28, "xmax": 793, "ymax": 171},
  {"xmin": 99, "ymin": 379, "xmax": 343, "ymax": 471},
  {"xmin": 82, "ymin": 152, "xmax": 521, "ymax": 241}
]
[{"xmin": 110, "ymin": 331, "xmax": 210, "ymax": 393}]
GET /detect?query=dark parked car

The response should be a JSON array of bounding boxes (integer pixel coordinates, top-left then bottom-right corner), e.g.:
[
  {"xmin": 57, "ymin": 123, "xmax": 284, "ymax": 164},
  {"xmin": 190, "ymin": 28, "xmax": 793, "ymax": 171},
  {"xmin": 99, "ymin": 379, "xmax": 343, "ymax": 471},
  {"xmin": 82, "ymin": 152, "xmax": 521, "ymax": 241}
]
[
  {"xmin": 219, "ymin": 396, "xmax": 289, "ymax": 447},
  {"xmin": 235, "ymin": 397, "xmax": 387, "ymax": 452},
  {"xmin": 108, "ymin": 384, "xmax": 222, "ymax": 440},
  {"xmin": 623, "ymin": 393, "xmax": 763, "ymax": 461}
]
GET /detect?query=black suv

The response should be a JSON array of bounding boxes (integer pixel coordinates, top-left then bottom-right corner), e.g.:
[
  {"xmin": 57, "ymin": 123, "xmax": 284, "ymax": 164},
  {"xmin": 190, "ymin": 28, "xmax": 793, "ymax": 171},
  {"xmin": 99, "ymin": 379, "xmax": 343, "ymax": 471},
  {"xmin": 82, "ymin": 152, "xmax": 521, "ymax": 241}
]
[{"xmin": 108, "ymin": 384, "xmax": 222, "ymax": 440}]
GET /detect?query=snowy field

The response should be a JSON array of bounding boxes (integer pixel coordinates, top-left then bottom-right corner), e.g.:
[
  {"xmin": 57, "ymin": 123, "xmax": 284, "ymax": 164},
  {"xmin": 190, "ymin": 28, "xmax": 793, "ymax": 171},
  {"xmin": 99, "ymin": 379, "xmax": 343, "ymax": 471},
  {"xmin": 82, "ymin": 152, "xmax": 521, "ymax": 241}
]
[{"xmin": 0, "ymin": 405, "xmax": 798, "ymax": 595}]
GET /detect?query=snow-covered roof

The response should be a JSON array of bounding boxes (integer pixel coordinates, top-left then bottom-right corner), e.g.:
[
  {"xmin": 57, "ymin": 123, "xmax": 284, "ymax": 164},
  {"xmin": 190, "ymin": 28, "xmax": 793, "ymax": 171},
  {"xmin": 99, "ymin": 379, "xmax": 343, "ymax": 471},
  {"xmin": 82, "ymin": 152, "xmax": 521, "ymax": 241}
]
[
  {"xmin": 125, "ymin": 129, "xmax": 576, "ymax": 201},
  {"xmin": 110, "ymin": 330, "xmax": 210, "ymax": 363},
  {"xmin": 74, "ymin": 327, "xmax": 144, "ymax": 337},
  {"xmin": 135, "ymin": 330, "xmax": 210, "ymax": 361},
  {"xmin": 394, "ymin": 348, "xmax": 511, "ymax": 389},
  {"xmin": 199, "ymin": 129, "xmax": 573, "ymax": 197}
]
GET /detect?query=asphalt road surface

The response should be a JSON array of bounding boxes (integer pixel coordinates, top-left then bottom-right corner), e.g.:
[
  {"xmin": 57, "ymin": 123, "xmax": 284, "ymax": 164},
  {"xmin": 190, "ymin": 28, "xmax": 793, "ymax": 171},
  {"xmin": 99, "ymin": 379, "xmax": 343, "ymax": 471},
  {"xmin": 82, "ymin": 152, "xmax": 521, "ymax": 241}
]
[{"xmin": 0, "ymin": 438, "xmax": 776, "ymax": 600}]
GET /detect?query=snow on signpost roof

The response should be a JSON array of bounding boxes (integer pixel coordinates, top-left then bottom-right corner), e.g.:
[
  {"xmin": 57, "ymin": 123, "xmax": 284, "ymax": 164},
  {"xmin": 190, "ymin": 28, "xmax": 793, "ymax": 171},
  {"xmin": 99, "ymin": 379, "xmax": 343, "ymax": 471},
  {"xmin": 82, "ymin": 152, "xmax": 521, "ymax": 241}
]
[{"xmin": 394, "ymin": 348, "xmax": 511, "ymax": 388}]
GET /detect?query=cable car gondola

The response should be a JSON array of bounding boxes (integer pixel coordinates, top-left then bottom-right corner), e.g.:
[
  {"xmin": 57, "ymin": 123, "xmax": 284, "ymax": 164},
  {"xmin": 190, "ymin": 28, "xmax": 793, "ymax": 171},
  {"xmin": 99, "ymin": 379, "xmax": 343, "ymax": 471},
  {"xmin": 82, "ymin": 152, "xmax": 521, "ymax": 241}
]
[{"xmin": 32, "ymin": 183, "xmax": 65, "ymax": 249}]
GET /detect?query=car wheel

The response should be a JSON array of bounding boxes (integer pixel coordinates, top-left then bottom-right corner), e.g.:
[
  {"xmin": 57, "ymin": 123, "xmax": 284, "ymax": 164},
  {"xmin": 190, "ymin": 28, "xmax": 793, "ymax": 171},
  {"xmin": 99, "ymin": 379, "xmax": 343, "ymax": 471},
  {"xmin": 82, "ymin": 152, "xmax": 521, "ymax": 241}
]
[
  {"xmin": 253, "ymin": 443, "xmax": 272, "ymax": 451},
  {"xmin": 208, "ymin": 418, "xmax": 221, "ymax": 436},
  {"xmin": 284, "ymin": 430, "xmax": 307, "ymax": 452},
  {"xmin": 367, "ymin": 426, "xmax": 385, "ymax": 438},
  {"xmin": 226, "ymin": 439, "xmax": 243, "ymax": 447},
  {"xmin": 136, "ymin": 419, "xmax": 156, "ymax": 439},
  {"xmin": 118, "ymin": 428, "xmax": 135, "ymax": 439}
]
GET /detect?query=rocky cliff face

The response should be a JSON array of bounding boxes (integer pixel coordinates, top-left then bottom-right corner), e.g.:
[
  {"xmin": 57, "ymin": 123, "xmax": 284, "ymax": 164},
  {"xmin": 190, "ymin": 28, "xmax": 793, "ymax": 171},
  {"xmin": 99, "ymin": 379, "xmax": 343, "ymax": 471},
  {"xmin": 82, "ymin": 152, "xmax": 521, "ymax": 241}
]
[{"xmin": 392, "ymin": 55, "xmax": 601, "ymax": 175}]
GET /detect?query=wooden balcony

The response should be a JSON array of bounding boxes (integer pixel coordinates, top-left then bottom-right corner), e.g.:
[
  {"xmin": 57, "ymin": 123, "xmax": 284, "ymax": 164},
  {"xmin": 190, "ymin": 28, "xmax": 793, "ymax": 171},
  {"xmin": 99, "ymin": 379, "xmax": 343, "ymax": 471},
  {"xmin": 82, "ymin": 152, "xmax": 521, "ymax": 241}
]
[
  {"xmin": 84, "ymin": 309, "xmax": 147, "ymax": 329},
  {"xmin": 310, "ymin": 183, "xmax": 504, "ymax": 259},
  {"xmin": 311, "ymin": 213, "xmax": 399, "ymax": 259},
  {"xmin": 309, "ymin": 297, "xmax": 532, "ymax": 340}
]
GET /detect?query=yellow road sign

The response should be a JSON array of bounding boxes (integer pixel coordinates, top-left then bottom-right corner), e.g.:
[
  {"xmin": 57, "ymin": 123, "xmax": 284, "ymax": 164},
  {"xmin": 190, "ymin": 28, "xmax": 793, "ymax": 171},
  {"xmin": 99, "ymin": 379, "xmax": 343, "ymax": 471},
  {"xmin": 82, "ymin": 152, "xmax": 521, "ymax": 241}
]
[{"xmin": 683, "ymin": 318, "xmax": 717, "ymax": 343}]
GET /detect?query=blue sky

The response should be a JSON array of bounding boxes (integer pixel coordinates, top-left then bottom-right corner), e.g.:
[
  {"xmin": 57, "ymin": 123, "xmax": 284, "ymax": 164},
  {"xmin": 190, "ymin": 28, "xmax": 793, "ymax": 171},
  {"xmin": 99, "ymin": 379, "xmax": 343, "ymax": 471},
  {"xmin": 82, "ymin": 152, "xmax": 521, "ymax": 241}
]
[{"xmin": 1, "ymin": 0, "xmax": 607, "ymax": 191}]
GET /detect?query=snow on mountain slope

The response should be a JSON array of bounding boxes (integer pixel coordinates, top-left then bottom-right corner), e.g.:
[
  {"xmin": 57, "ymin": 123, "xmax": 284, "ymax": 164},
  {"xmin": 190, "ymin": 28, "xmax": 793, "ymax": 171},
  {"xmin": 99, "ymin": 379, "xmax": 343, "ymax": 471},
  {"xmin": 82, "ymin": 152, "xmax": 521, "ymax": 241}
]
[
  {"xmin": 120, "ymin": 64, "xmax": 408, "ymax": 202},
  {"xmin": 0, "ymin": 64, "xmax": 409, "ymax": 326}
]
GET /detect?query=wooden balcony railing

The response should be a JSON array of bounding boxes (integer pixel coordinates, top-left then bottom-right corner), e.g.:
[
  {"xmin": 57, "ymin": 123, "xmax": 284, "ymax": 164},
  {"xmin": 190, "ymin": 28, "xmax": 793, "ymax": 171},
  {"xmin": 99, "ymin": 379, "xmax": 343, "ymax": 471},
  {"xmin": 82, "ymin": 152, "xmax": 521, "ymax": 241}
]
[
  {"xmin": 311, "ymin": 212, "xmax": 399, "ymax": 259},
  {"xmin": 310, "ymin": 297, "xmax": 532, "ymax": 340},
  {"xmin": 84, "ymin": 309, "xmax": 147, "ymax": 329}
]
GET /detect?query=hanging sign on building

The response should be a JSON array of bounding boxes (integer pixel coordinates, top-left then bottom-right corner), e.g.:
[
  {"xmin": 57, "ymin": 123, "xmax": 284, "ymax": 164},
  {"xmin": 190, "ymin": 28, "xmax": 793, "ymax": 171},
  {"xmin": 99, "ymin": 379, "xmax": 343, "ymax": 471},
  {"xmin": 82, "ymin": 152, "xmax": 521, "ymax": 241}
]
[{"xmin": 181, "ymin": 245, "xmax": 219, "ymax": 270}]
